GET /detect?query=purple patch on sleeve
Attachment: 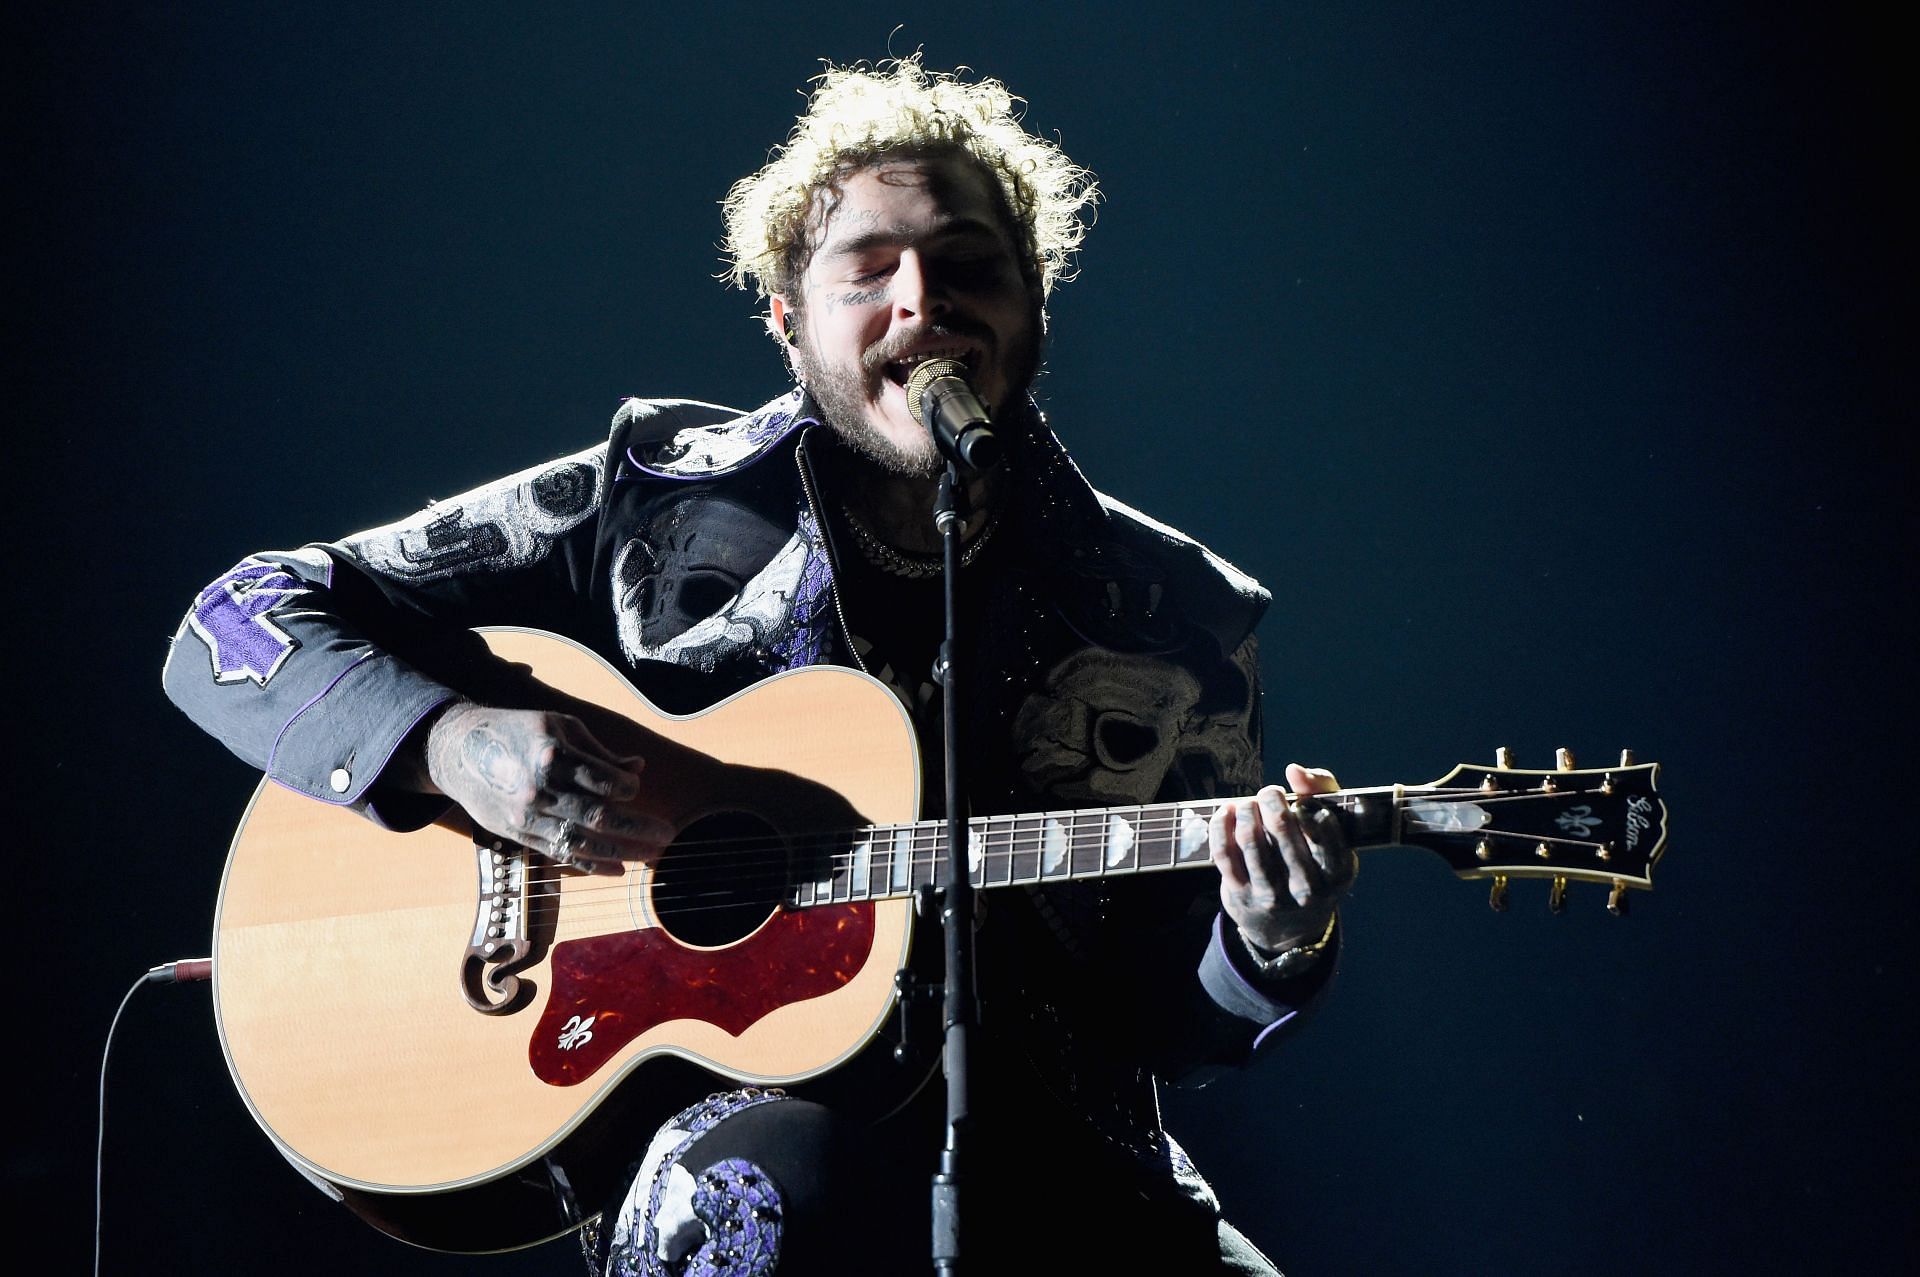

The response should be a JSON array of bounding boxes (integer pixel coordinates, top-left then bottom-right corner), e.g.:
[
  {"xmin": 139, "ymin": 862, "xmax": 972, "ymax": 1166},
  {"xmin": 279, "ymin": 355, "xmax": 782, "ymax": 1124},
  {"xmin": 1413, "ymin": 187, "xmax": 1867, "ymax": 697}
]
[{"xmin": 187, "ymin": 558, "xmax": 309, "ymax": 686}]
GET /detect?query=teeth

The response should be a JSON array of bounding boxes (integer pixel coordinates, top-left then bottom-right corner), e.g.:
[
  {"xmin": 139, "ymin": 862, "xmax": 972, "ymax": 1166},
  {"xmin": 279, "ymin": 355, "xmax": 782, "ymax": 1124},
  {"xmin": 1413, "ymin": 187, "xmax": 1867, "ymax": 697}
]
[{"xmin": 894, "ymin": 348, "xmax": 971, "ymax": 368}]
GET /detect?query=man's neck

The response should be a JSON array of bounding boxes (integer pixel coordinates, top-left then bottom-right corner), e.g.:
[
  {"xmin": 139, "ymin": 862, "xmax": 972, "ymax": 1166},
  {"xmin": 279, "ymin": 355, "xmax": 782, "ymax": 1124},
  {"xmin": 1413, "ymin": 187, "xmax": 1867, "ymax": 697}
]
[{"xmin": 818, "ymin": 443, "xmax": 1003, "ymax": 556}]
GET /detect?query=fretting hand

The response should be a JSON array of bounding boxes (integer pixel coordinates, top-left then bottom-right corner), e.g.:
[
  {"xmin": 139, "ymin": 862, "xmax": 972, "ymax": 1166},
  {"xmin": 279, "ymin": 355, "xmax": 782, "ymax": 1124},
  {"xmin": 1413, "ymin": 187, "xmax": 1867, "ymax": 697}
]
[{"xmin": 1210, "ymin": 762, "xmax": 1357, "ymax": 955}]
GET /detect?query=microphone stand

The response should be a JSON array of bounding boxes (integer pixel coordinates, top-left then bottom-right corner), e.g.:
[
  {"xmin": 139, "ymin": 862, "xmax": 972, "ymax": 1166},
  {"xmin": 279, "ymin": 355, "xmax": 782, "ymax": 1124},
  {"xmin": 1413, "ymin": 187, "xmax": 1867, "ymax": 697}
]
[{"xmin": 929, "ymin": 459, "xmax": 977, "ymax": 1276}]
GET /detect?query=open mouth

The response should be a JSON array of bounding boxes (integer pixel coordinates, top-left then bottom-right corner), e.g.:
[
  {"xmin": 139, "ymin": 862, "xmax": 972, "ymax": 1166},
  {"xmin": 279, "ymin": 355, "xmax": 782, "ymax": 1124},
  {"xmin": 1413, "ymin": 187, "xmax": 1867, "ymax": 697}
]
[{"xmin": 881, "ymin": 345, "xmax": 983, "ymax": 388}]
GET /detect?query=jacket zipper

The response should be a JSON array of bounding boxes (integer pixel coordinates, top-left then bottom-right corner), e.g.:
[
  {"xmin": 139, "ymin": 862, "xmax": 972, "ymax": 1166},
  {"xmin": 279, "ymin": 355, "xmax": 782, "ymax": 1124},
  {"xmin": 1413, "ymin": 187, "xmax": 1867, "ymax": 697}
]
[{"xmin": 793, "ymin": 438, "xmax": 870, "ymax": 676}]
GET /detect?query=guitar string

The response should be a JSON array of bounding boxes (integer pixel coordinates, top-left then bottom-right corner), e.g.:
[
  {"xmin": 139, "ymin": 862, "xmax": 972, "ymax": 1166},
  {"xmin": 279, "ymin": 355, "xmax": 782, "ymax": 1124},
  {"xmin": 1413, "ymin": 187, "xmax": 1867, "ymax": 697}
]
[
  {"xmin": 530, "ymin": 804, "xmax": 1252, "ymax": 897},
  {"xmin": 480, "ymin": 790, "xmax": 1636, "ymax": 922},
  {"xmin": 523, "ymin": 810, "xmax": 1222, "ymax": 918},
  {"xmin": 512, "ymin": 824, "xmax": 1633, "ymax": 939},
  {"xmin": 510, "ymin": 798, "xmax": 1620, "ymax": 894},
  {"xmin": 503, "ymin": 798, "xmax": 1628, "ymax": 906},
  {"xmin": 486, "ymin": 840, "xmax": 1655, "ymax": 960},
  {"xmin": 520, "ymin": 811, "xmax": 1220, "ymax": 912},
  {"xmin": 499, "ymin": 783, "xmax": 1623, "ymax": 868},
  {"xmin": 493, "ymin": 814, "xmax": 1624, "ymax": 926}
]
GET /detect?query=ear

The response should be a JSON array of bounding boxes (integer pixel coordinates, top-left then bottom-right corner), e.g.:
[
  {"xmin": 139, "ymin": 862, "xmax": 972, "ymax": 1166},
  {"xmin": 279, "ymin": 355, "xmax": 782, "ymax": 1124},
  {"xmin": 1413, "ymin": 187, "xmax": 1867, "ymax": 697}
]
[{"xmin": 767, "ymin": 295, "xmax": 797, "ymax": 347}]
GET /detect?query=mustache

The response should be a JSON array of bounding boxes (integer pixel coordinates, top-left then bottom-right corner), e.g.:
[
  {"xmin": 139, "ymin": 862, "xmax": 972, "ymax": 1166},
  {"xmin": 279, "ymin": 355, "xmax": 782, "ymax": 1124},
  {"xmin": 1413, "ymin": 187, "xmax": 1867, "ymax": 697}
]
[{"xmin": 861, "ymin": 320, "xmax": 996, "ymax": 376}]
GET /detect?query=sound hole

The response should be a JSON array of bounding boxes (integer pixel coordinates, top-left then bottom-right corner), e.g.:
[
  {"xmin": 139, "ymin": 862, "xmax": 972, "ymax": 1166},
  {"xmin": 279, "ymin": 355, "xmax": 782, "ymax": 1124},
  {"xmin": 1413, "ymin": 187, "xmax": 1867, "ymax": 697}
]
[{"xmin": 650, "ymin": 811, "xmax": 789, "ymax": 947}]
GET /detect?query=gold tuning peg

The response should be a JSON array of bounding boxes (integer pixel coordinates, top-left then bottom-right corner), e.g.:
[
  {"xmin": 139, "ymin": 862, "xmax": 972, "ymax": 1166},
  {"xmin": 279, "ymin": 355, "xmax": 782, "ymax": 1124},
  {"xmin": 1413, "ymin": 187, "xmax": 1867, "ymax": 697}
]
[
  {"xmin": 1549, "ymin": 876, "xmax": 1569, "ymax": 914},
  {"xmin": 1489, "ymin": 874, "xmax": 1510, "ymax": 913},
  {"xmin": 1495, "ymin": 746, "xmax": 1514, "ymax": 768},
  {"xmin": 1607, "ymin": 880, "xmax": 1631, "ymax": 917},
  {"xmin": 1556, "ymin": 747, "xmax": 1576, "ymax": 770},
  {"xmin": 1619, "ymin": 748, "xmax": 1636, "ymax": 767}
]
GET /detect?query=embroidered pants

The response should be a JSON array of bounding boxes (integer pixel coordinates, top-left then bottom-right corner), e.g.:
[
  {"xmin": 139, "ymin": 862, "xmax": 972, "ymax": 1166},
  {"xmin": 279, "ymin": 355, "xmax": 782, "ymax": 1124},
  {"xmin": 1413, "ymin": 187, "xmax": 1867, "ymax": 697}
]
[{"xmin": 592, "ymin": 1090, "xmax": 1283, "ymax": 1276}]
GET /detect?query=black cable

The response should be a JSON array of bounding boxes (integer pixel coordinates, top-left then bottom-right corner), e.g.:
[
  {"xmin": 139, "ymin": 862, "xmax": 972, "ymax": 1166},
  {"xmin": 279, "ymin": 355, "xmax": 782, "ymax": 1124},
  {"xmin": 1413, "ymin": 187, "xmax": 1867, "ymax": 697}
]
[{"xmin": 96, "ymin": 960, "xmax": 210, "ymax": 1277}]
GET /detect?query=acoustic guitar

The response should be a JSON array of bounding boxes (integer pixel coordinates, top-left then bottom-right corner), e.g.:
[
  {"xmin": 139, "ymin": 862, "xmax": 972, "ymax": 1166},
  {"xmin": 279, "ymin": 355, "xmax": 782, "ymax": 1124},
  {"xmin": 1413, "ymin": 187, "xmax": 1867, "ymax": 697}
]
[{"xmin": 210, "ymin": 628, "xmax": 1667, "ymax": 1251}]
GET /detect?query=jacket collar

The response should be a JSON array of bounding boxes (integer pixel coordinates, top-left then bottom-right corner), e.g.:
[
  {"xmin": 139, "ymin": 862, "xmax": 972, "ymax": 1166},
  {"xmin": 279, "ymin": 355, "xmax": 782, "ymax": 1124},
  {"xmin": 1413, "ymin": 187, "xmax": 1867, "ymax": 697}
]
[
  {"xmin": 620, "ymin": 387, "xmax": 1110, "ymax": 541},
  {"xmin": 622, "ymin": 389, "xmax": 813, "ymax": 480}
]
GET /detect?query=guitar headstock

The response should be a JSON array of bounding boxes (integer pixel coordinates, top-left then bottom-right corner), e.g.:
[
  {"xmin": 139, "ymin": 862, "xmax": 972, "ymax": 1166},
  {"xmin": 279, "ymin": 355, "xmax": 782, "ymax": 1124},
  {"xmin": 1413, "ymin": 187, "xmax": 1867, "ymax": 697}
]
[{"xmin": 1399, "ymin": 748, "xmax": 1666, "ymax": 915}]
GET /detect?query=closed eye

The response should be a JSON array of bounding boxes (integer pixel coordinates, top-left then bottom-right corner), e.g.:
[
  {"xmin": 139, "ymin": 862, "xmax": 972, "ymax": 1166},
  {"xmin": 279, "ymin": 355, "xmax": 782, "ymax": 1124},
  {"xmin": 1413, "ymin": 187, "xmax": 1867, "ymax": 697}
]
[{"xmin": 942, "ymin": 256, "xmax": 1006, "ymax": 288}]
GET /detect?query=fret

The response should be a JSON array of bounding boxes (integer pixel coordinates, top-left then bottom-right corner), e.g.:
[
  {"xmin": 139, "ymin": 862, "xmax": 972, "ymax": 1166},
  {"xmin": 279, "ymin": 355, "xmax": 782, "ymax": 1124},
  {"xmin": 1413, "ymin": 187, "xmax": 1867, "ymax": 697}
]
[
  {"xmin": 911, "ymin": 822, "xmax": 938, "ymax": 892},
  {"xmin": 1068, "ymin": 810, "xmax": 1104, "ymax": 880},
  {"xmin": 866, "ymin": 833, "xmax": 883, "ymax": 901},
  {"xmin": 1174, "ymin": 803, "xmax": 1212, "ymax": 865},
  {"xmin": 1039, "ymin": 816, "xmax": 1070, "ymax": 880},
  {"xmin": 888, "ymin": 826, "xmax": 912, "ymax": 898},
  {"xmin": 1009, "ymin": 815, "xmax": 1041, "ymax": 885},
  {"xmin": 937, "ymin": 822, "xmax": 956, "ymax": 888},
  {"xmin": 1101, "ymin": 810, "xmax": 1139, "ymax": 875},
  {"xmin": 853, "ymin": 835, "xmax": 876, "ymax": 901},
  {"xmin": 820, "ymin": 843, "xmax": 841, "ymax": 904},
  {"xmin": 973, "ymin": 816, "xmax": 1012, "ymax": 888},
  {"xmin": 1134, "ymin": 803, "xmax": 1176, "ymax": 871}
]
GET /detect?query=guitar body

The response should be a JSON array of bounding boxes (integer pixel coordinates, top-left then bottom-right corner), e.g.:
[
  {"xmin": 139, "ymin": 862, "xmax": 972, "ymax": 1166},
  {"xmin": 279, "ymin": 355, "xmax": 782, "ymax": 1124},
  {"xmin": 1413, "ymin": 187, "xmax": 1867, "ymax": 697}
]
[{"xmin": 212, "ymin": 629, "xmax": 923, "ymax": 1250}]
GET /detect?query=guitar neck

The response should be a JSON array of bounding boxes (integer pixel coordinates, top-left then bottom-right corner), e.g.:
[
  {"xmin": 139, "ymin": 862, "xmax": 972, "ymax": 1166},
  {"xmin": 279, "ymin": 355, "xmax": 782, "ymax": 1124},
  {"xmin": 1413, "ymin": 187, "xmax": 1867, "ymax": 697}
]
[{"xmin": 784, "ymin": 789, "xmax": 1403, "ymax": 909}]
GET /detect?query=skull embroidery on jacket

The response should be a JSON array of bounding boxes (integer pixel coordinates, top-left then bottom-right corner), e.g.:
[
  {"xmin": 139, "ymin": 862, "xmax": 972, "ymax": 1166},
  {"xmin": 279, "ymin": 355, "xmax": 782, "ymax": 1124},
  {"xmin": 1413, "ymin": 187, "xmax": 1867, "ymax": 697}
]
[
  {"xmin": 612, "ymin": 493, "xmax": 830, "ymax": 674},
  {"xmin": 1013, "ymin": 636, "xmax": 1262, "ymax": 806}
]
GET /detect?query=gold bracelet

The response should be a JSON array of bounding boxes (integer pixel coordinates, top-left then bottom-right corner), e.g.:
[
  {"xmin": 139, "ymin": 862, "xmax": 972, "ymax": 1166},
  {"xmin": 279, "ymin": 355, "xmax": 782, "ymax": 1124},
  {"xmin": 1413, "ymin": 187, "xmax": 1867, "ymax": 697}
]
[{"xmin": 1237, "ymin": 911, "xmax": 1338, "ymax": 979}]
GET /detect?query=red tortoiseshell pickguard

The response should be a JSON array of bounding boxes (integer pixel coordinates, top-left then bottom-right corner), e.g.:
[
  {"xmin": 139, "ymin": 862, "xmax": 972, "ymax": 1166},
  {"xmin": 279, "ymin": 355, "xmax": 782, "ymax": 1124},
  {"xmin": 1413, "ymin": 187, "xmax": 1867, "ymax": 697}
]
[{"xmin": 527, "ymin": 903, "xmax": 876, "ymax": 1086}]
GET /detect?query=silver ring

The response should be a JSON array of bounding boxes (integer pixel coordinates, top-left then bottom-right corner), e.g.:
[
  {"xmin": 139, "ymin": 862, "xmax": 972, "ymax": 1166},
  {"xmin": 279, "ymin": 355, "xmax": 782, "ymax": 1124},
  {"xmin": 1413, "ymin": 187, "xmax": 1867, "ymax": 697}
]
[{"xmin": 548, "ymin": 819, "xmax": 581, "ymax": 861}]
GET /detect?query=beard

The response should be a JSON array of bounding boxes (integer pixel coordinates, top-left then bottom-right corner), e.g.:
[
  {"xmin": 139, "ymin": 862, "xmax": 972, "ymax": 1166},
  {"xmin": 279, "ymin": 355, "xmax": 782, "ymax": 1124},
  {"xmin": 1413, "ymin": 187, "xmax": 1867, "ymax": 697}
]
[{"xmin": 793, "ymin": 309, "xmax": 1043, "ymax": 478}]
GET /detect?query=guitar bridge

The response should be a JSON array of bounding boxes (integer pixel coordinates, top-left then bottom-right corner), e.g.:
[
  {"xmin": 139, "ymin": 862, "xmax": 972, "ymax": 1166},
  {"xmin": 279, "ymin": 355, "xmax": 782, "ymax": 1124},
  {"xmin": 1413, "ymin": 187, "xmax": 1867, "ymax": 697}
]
[{"xmin": 461, "ymin": 838, "xmax": 534, "ymax": 1015}]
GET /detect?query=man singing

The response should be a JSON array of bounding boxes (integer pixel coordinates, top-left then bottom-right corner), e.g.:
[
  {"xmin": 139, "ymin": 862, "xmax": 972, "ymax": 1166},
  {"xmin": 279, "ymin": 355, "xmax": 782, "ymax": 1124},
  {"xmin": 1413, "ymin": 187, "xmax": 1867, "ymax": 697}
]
[{"xmin": 166, "ymin": 58, "xmax": 1355, "ymax": 1275}]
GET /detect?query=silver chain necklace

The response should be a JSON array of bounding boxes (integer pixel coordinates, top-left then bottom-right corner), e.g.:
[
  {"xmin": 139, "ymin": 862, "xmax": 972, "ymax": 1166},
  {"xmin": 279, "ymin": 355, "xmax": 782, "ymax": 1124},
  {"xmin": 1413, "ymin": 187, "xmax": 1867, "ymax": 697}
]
[{"xmin": 840, "ymin": 504, "xmax": 1000, "ymax": 579}]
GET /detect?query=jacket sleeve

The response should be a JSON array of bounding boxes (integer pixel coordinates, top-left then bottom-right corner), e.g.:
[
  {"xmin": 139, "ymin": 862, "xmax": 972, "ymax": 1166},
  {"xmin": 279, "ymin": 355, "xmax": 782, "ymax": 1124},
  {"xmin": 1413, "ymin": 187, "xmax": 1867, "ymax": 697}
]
[{"xmin": 161, "ymin": 438, "xmax": 614, "ymax": 829}]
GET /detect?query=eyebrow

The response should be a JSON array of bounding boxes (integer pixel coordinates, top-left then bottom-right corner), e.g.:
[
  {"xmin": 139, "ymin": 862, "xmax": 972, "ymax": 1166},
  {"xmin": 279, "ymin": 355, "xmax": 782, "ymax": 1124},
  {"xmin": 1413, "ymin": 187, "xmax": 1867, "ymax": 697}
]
[{"xmin": 816, "ymin": 217, "xmax": 1005, "ymax": 262}]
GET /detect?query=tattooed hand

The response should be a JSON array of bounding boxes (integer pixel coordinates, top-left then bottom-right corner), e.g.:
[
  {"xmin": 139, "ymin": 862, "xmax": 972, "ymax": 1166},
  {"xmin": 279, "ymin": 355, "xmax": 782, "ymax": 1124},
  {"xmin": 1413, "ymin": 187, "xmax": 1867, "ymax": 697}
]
[
  {"xmin": 1210, "ymin": 763, "xmax": 1357, "ymax": 956},
  {"xmin": 422, "ymin": 701, "xmax": 672, "ymax": 875}
]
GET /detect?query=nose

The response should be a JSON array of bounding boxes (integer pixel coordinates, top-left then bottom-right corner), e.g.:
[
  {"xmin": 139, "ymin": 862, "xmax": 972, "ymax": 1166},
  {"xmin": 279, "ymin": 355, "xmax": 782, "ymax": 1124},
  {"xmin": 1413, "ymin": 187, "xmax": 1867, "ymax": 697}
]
[{"xmin": 891, "ymin": 249, "xmax": 949, "ymax": 324}]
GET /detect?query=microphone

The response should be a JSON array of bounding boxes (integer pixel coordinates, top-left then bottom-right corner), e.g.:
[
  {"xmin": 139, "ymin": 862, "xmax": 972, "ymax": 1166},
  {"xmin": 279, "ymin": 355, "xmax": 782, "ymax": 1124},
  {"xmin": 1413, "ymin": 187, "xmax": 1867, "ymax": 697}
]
[{"xmin": 905, "ymin": 358, "xmax": 1002, "ymax": 472}]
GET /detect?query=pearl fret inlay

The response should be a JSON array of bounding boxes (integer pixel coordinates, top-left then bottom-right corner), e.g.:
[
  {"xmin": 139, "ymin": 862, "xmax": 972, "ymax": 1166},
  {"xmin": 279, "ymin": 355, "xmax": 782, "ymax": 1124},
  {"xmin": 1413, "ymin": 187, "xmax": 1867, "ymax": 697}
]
[
  {"xmin": 889, "ymin": 828, "xmax": 912, "ymax": 892},
  {"xmin": 1043, "ymin": 819, "xmax": 1067, "ymax": 873},
  {"xmin": 1178, "ymin": 810, "xmax": 1209, "ymax": 860}
]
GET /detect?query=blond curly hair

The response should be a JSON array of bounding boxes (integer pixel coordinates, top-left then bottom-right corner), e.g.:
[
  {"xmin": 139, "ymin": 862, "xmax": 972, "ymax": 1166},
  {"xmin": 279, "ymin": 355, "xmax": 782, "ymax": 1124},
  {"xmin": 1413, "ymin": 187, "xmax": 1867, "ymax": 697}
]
[{"xmin": 722, "ymin": 58, "xmax": 1098, "ymax": 303}]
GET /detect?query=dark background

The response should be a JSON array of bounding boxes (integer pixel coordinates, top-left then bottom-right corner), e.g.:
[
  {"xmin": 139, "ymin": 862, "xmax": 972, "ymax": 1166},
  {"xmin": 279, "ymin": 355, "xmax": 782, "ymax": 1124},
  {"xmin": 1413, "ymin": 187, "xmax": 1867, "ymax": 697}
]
[{"xmin": 17, "ymin": 2, "xmax": 1910, "ymax": 1273}]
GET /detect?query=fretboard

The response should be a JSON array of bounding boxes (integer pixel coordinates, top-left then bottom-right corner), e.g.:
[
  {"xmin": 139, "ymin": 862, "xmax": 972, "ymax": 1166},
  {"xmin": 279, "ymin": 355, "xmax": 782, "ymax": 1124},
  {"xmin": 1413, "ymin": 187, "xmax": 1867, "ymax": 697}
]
[{"xmin": 784, "ymin": 789, "xmax": 1401, "ymax": 909}]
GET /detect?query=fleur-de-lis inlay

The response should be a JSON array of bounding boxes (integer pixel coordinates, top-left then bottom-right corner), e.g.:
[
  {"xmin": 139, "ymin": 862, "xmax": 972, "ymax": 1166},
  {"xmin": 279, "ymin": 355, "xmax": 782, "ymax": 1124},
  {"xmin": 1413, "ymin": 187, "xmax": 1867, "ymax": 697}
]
[
  {"xmin": 558, "ymin": 1014, "xmax": 596, "ymax": 1051},
  {"xmin": 1554, "ymin": 805, "xmax": 1601, "ymax": 837}
]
